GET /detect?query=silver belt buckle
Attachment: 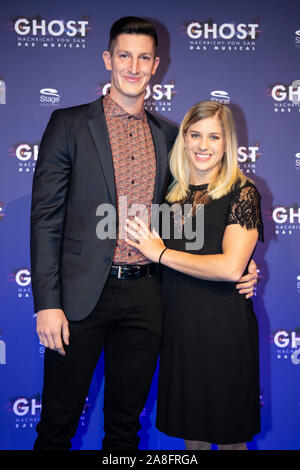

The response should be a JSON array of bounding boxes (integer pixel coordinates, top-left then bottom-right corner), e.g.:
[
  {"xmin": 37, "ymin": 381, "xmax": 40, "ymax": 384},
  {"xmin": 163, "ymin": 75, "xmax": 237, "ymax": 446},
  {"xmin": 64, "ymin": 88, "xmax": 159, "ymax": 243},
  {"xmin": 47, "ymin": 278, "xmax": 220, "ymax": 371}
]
[{"xmin": 117, "ymin": 266, "xmax": 122, "ymax": 279}]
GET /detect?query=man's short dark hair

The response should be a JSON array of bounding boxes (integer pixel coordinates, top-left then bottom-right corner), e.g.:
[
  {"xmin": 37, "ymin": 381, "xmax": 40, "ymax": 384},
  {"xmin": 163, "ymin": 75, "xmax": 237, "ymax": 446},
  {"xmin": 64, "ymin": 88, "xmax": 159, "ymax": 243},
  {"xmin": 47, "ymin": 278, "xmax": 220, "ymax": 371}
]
[{"xmin": 108, "ymin": 16, "xmax": 158, "ymax": 56}]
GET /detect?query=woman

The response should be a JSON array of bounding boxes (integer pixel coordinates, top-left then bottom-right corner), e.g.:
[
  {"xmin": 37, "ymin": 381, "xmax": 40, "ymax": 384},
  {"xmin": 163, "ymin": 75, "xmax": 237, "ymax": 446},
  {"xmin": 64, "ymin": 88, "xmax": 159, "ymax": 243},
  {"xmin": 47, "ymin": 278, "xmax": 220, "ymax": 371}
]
[{"xmin": 125, "ymin": 101, "xmax": 263, "ymax": 450}]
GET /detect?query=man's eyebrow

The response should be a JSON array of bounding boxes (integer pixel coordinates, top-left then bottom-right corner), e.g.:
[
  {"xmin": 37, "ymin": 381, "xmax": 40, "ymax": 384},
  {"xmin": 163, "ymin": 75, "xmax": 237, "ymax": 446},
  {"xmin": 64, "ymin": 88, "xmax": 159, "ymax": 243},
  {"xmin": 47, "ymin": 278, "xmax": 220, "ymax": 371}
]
[{"xmin": 116, "ymin": 49, "xmax": 154, "ymax": 56}]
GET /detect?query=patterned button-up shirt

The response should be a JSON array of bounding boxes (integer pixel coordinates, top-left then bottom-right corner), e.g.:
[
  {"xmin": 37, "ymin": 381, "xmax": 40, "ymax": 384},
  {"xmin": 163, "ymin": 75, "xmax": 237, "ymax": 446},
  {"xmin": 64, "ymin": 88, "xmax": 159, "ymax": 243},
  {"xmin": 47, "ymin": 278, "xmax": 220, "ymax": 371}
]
[{"xmin": 103, "ymin": 92, "xmax": 156, "ymax": 265}]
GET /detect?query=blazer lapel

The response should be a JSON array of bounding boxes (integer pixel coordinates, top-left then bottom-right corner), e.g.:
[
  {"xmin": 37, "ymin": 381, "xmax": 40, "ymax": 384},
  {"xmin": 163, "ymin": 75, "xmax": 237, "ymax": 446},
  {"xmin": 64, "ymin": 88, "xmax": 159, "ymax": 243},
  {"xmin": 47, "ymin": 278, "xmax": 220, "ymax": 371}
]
[
  {"xmin": 147, "ymin": 113, "xmax": 168, "ymax": 204},
  {"xmin": 87, "ymin": 98, "xmax": 117, "ymax": 206},
  {"xmin": 87, "ymin": 98, "xmax": 168, "ymax": 207}
]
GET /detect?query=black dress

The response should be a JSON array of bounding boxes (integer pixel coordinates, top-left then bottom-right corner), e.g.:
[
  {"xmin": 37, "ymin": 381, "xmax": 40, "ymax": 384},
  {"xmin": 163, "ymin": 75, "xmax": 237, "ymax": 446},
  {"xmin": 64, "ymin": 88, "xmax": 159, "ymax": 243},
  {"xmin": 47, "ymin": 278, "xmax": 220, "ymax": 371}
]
[{"xmin": 156, "ymin": 182, "xmax": 263, "ymax": 445}]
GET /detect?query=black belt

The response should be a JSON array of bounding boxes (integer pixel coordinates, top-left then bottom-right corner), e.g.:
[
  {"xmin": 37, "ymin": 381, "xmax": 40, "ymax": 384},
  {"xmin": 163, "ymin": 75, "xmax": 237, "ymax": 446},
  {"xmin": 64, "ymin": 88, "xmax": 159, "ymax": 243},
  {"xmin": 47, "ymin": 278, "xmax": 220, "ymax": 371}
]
[{"xmin": 109, "ymin": 264, "xmax": 156, "ymax": 280}]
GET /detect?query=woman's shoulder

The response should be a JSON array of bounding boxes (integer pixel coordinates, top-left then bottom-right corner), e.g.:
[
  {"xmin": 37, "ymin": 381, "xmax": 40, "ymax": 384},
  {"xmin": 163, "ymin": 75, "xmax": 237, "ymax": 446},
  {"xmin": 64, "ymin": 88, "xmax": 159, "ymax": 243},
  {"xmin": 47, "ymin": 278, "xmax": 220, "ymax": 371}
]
[
  {"xmin": 225, "ymin": 179, "xmax": 264, "ymax": 241},
  {"xmin": 229, "ymin": 179, "xmax": 261, "ymax": 201}
]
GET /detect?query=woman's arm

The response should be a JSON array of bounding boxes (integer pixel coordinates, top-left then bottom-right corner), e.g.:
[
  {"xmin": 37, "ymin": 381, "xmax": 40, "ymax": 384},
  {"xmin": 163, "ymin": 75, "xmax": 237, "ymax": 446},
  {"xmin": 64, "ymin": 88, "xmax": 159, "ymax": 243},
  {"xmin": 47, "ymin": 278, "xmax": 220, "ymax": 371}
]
[
  {"xmin": 125, "ymin": 216, "xmax": 258, "ymax": 282},
  {"xmin": 160, "ymin": 223, "xmax": 258, "ymax": 282}
]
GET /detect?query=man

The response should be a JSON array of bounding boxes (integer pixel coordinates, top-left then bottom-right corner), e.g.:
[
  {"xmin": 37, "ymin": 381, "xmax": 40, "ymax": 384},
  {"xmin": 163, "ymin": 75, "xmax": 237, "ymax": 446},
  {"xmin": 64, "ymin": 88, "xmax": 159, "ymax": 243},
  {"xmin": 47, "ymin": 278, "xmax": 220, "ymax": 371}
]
[{"xmin": 30, "ymin": 16, "xmax": 257, "ymax": 450}]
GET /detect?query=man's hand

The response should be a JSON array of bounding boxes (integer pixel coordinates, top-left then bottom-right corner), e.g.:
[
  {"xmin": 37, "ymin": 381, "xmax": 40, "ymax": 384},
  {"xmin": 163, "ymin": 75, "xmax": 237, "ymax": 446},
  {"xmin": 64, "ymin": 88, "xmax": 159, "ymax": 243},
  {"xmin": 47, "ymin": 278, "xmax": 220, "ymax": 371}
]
[
  {"xmin": 236, "ymin": 259, "xmax": 258, "ymax": 299},
  {"xmin": 36, "ymin": 309, "xmax": 70, "ymax": 356}
]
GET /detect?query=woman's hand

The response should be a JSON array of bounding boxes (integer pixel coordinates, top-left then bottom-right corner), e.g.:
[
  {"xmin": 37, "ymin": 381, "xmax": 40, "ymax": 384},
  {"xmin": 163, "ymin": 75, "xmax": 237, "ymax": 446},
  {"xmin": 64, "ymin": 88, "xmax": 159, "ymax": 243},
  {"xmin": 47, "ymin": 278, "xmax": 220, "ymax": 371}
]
[
  {"xmin": 235, "ymin": 258, "xmax": 258, "ymax": 299},
  {"xmin": 125, "ymin": 216, "xmax": 166, "ymax": 263}
]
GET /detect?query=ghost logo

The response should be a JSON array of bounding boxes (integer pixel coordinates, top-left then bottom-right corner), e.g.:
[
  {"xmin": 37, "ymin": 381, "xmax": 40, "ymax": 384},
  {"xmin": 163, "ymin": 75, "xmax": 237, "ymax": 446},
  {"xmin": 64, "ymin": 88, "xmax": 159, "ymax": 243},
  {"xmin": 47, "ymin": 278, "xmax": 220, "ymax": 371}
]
[
  {"xmin": 15, "ymin": 143, "xmax": 39, "ymax": 162},
  {"xmin": 0, "ymin": 202, "xmax": 4, "ymax": 220},
  {"xmin": 270, "ymin": 82, "xmax": 300, "ymax": 112},
  {"xmin": 0, "ymin": 329, "xmax": 6, "ymax": 365},
  {"xmin": 15, "ymin": 269, "xmax": 31, "ymax": 287},
  {"xmin": 13, "ymin": 268, "xmax": 32, "ymax": 299},
  {"xmin": 272, "ymin": 205, "xmax": 300, "ymax": 235},
  {"xmin": 272, "ymin": 206, "xmax": 300, "ymax": 223},
  {"xmin": 145, "ymin": 84, "xmax": 175, "ymax": 101},
  {"xmin": 12, "ymin": 15, "xmax": 90, "ymax": 49},
  {"xmin": 0, "ymin": 80, "xmax": 6, "ymax": 104},
  {"xmin": 238, "ymin": 146, "xmax": 259, "ymax": 163},
  {"xmin": 13, "ymin": 397, "xmax": 41, "ymax": 416},
  {"xmin": 13, "ymin": 17, "xmax": 89, "ymax": 37},
  {"xmin": 11, "ymin": 396, "xmax": 42, "ymax": 429},
  {"xmin": 14, "ymin": 142, "xmax": 39, "ymax": 173},
  {"xmin": 144, "ymin": 82, "xmax": 176, "ymax": 113},
  {"xmin": 238, "ymin": 145, "xmax": 261, "ymax": 174},
  {"xmin": 186, "ymin": 19, "xmax": 260, "ymax": 52},
  {"xmin": 272, "ymin": 81, "xmax": 300, "ymax": 105},
  {"xmin": 102, "ymin": 81, "xmax": 176, "ymax": 113},
  {"xmin": 274, "ymin": 329, "xmax": 300, "ymax": 365},
  {"xmin": 186, "ymin": 21, "xmax": 259, "ymax": 40}
]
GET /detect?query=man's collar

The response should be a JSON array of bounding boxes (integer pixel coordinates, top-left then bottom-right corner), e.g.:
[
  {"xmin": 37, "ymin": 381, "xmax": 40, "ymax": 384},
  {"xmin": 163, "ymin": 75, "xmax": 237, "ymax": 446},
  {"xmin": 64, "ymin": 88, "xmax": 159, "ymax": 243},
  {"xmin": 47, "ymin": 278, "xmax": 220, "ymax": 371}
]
[
  {"xmin": 103, "ymin": 91, "xmax": 146, "ymax": 122},
  {"xmin": 87, "ymin": 96, "xmax": 163, "ymax": 132}
]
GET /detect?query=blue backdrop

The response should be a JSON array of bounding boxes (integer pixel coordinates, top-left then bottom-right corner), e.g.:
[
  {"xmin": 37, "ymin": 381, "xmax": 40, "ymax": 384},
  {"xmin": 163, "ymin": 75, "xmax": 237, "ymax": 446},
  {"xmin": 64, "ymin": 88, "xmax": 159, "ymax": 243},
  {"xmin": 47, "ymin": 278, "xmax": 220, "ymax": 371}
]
[{"xmin": 0, "ymin": 0, "xmax": 299, "ymax": 450}]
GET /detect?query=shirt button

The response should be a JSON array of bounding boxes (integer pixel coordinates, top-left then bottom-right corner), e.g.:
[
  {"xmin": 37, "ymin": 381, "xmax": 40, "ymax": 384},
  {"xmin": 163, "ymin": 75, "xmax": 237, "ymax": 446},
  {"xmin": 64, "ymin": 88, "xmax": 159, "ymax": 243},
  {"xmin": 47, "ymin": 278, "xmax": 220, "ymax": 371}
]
[
  {"xmin": 128, "ymin": 252, "xmax": 131, "ymax": 257},
  {"xmin": 131, "ymin": 180, "xmax": 134, "ymax": 184},
  {"xmin": 129, "ymin": 133, "xmax": 132, "ymax": 137},
  {"xmin": 131, "ymin": 156, "xmax": 135, "ymax": 160}
]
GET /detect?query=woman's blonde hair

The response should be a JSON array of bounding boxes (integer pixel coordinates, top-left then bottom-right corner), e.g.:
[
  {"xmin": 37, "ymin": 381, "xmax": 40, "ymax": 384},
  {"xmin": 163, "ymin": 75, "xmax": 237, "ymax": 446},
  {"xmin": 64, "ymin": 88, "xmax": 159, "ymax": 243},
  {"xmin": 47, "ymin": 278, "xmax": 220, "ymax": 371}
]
[{"xmin": 166, "ymin": 100, "xmax": 251, "ymax": 202}]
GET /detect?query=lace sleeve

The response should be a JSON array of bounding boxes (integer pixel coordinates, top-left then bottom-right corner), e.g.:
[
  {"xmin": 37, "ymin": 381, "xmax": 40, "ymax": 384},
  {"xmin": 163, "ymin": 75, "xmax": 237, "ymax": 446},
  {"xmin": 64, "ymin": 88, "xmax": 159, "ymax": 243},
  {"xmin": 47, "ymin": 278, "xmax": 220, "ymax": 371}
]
[{"xmin": 225, "ymin": 183, "xmax": 264, "ymax": 242}]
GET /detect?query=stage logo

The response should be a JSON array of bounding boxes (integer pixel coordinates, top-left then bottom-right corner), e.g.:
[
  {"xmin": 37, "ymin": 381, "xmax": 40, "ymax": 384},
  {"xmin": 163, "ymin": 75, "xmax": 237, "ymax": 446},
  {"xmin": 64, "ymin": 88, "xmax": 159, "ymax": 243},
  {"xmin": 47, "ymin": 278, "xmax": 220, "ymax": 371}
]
[
  {"xmin": 100, "ymin": 81, "xmax": 177, "ymax": 113},
  {"xmin": 210, "ymin": 90, "xmax": 231, "ymax": 104},
  {"xmin": 10, "ymin": 142, "xmax": 39, "ymax": 174},
  {"xmin": 184, "ymin": 18, "xmax": 260, "ymax": 53},
  {"xmin": 271, "ymin": 205, "xmax": 300, "ymax": 235},
  {"xmin": 268, "ymin": 80, "xmax": 300, "ymax": 113},
  {"xmin": 238, "ymin": 144, "xmax": 261, "ymax": 175},
  {"xmin": 40, "ymin": 87, "xmax": 61, "ymax": 107},
  {"xmin": 10, "ymin": 15, "xmax": 90, "ymax": 49},
  {"xmin": 295, "ymin": 30, "xmax": 300, "ymax": 48},
  {"xmin": 0, "ymin": 79, "xmax": 6, "ymax": 104},
  {"xmin": 273, "ymin": 329, "xmax": 300, "ymax": 365},
  {"xmin": 295, "ymin": 153, "xmax": 300, "ymax": 171}
]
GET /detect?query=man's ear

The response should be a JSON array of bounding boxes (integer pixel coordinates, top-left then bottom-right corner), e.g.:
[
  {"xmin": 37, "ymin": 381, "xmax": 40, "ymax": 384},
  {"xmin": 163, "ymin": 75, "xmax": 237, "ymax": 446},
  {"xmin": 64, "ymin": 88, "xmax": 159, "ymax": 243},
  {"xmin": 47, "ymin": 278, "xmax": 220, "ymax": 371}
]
[
  {"xmin": 152, "ymin": 56, "xmax": 160, "ymax": 76},
  {"xmin": 102, "ymin": 51, "xmax": 112, "ymax": 71}
]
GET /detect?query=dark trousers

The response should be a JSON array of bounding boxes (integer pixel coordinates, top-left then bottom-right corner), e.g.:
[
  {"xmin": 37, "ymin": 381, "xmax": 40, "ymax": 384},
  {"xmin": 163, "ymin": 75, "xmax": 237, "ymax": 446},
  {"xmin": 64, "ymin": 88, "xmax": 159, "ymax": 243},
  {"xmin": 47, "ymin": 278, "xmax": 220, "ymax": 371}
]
[{"xmin": 33, "ymin": 273, "xmax": 163, "ymax": 450}]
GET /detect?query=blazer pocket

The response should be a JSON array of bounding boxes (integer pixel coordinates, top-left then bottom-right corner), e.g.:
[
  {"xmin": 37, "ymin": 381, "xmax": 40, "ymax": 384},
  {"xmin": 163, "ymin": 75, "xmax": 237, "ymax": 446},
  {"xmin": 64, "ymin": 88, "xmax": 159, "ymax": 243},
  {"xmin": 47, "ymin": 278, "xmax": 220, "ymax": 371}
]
[{"xmin": 63, "ymin": 237, "xmax": 82, "ymax": 255}]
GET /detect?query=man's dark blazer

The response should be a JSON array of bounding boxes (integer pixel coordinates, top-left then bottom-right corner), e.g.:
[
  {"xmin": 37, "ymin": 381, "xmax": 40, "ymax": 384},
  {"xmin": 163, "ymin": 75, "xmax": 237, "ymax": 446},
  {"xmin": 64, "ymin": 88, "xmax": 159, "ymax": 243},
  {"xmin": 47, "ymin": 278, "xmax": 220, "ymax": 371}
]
[{"xmin": 30, "ymin": 96, "xmax": 178, "ymax": 321}]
